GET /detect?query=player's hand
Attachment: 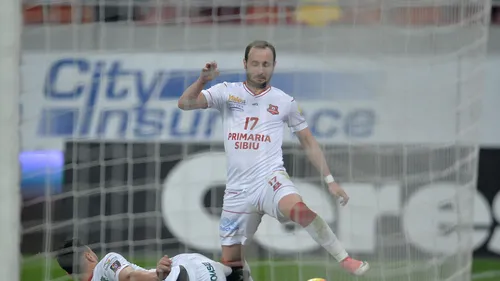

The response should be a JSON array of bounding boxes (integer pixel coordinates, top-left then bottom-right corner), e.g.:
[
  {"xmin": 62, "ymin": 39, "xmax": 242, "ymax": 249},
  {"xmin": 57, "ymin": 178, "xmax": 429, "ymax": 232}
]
[
  {"xmin": 199, "ymin": 61, "xmax": 220, "ymax": 83},
  {"xmin": 156, "ymin": 255, "xmax": 172, "ymax": 280},
  {"xmin": 328, "ymin": 182, "xmax": 349, "ymax": 206}
]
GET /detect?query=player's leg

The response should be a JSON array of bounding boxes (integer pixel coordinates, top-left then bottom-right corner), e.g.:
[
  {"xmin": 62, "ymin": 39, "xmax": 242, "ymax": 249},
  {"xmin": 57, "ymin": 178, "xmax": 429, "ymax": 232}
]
[
  {"xmin": 221, "ymin": 244, "xmax": 247, "ymax": 281},
  {"xmin": 220, "ymin": 190, "xmax": 261, "ymax": 281},
  {"xmin": 221, "ymin": 228, "xmax": 259, "ymax": 281},
  {"xmin": 263, "ymin": 171, "xmax": 370, "ymax": 276}
]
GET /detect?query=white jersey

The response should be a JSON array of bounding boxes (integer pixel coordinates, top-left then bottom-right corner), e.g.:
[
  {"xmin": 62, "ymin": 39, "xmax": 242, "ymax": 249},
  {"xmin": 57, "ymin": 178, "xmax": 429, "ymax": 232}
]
[
  {"xmin": 91, "ymin": 252, "xmax": 231, "ymax": 281},
  {"xmin": 202, "ymin": 81, "xmax": 308, "ymax": 188},
  {"xmin": 90, "ymin": 252, "xmax": 152, "ymax": 281},
  {"xmin": 167, "ymin": 253, "xmax": 232, "ymax": 281}
]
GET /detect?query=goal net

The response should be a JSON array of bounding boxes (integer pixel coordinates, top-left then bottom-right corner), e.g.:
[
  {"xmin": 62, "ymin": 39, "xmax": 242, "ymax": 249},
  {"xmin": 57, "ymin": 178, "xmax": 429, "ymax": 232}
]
[{"xmin": 17, "ymin": 0, "xmax": 490, "ymax": 281}]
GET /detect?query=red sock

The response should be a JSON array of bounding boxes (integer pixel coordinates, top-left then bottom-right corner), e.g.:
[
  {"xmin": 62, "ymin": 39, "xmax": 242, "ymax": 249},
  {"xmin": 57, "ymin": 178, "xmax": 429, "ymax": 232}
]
[{"xmin": 289, "ymin": 202, "xmax": 317, "ymax": 227}]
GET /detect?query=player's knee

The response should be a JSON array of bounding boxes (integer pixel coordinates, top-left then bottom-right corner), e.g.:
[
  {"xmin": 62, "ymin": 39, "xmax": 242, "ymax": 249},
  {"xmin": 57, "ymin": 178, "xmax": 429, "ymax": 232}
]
[{"xmin": 289, "ymin": 201, "xmax": 317, "ymax": 227}]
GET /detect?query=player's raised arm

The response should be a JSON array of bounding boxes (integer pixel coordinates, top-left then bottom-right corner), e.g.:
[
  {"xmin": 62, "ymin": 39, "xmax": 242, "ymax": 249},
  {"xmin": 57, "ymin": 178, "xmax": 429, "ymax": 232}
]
[{"xmin": 178, "ymin": 61, "xmax": 220, "ymax": 110}]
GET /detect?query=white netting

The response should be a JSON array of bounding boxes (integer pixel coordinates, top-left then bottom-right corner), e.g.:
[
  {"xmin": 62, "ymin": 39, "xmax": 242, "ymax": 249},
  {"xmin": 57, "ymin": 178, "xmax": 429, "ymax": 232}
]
[{"xmin": 18, "ymin": 0, "xmax": 490, "ymax": 281}]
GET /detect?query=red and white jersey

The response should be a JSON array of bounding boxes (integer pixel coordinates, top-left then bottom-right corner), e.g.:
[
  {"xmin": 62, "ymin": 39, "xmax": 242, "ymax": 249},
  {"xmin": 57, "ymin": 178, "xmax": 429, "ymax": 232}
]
[{"xmin": 201, "ymin": 82, "xmax": 308, "ymax": 188}]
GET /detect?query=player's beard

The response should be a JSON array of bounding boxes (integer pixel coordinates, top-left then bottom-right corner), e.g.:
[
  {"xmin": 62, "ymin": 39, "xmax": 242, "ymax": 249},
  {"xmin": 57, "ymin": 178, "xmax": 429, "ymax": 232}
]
[{"xmin": 246, "ymin": 73, "xmax": 270, "ymax": 90}]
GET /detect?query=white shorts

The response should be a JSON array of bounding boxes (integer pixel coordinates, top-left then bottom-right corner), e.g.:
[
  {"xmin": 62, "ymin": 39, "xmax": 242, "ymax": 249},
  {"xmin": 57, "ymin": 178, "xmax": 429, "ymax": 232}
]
[{"xmin": 219, "ymin": 170, "xmax": 300, "ymax": 246}]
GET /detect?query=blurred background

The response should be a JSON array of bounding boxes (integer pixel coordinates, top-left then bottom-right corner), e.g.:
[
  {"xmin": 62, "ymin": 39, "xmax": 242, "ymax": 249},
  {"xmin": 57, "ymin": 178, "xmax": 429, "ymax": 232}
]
[
  {"xmin": 17, "ymin": 0, "xmax": 500, "ymax": 281},
  {"xmin": 20, "ymin": 0, "xmax": 500, "ymax": 25}
]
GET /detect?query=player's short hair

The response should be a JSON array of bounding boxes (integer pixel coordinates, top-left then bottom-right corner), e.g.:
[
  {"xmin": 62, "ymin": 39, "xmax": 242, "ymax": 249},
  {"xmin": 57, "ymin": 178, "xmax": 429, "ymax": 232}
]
[
  {"xmin": 244, "ymin": 40, "xmax": 276, "ymax": 62},
  {"xmin": 55, "ymin": 238, "xmax": 87, "ymax": 275}
]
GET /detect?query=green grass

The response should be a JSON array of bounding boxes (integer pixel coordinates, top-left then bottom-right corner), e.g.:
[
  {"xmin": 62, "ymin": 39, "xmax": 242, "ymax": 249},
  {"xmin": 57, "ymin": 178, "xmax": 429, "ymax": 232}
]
[{"xmin": 21, "ymin": 256, "xmax": 500, "ymax": 281}]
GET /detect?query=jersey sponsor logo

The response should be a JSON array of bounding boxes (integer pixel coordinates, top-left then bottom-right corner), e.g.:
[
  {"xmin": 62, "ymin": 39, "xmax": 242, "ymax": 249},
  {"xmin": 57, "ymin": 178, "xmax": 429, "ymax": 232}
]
[
  {"xmin": 219, "ymin": 217, "xmax": 239, "ymax": 232},
  {"xmin": 110, "ymin": 260, "xmax": 121, "ymax": 273},
  {"xmin": 228, "ymin": 132, "xmax": 271, "ymax": 150},
  {"xmin": 202, "ymin": 262, "xmax": 218, "ymax": 281},
  {"xmin": 231, "ymin": 116, "xmax": 272, "ymax": 150},
  {"xmin": 228, "ymin": 95, "xmax": 246, "ymax": 112},
  {"xmin": 101, "ymin": 277, "xmax": 109, "ymax": 281},
  {"xmin": 228, "ymin": 95, "xmax": 245, "ymax": 104},
  {"xmin": 228, "ymin": 133, "xmax": 271, "ymax": 142},
  {"xmin": 267, "ymin": 104, "xmax": 279, "ymax": 115}
]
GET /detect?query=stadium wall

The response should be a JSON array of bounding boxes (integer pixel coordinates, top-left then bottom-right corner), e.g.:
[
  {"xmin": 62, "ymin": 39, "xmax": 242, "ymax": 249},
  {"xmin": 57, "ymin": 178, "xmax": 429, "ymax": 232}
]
[
  {"xmin": 19, "ymin": 32, "xmax": 500, "ymax": 259},
  {"xmin": 22, "ymin": 26, "xmax": 500, "ymax": 54}
]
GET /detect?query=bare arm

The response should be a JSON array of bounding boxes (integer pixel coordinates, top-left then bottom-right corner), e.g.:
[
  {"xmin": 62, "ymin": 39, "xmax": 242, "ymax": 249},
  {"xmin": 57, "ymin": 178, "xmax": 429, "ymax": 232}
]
[
  {"xmin": 177, "ymin": 78, "xmax": 209, "ymax": 110},
  {"xmin": 295, "ymin": 127, "xmax": 350, "ymax": 205},
  {"xmin": 295, "ymin": 127, "xmax": 332, "ymax": 178},
  {"xmin": 178, "ymin": 61, "xmax": 219, "ymax": 111},
  {"xmin": 118, "ymin": 267, "xmax": 158, "ymax": 281}
]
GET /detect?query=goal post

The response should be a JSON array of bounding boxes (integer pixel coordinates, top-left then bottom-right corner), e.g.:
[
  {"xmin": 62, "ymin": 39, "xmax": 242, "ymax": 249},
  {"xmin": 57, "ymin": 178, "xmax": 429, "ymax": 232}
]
[
  {"xmin": 0, "ymin": 0, "xmax": 22, "ymax": 280},
  {"xmin": 18, "ymin": 1, "xmax": 491, "ymax": 281}
]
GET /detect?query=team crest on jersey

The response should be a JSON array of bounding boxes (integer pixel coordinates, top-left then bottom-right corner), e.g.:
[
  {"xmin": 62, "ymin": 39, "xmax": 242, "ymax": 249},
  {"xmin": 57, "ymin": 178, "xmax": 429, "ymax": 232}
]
[
  {"xmin": 267, "ymin": 104, "xmax": 279, "ymax": 115},
  {"xmin": 110, "ymin": 260, "xmax": 121, "ymax": 273},
  {"xmin": 228, "ymin": 95, "xmax": 246, "ymax": 111}
]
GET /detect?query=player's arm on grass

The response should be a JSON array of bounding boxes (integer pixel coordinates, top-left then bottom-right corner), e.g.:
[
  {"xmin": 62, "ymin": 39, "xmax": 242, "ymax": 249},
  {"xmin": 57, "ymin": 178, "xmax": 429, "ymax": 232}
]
[
  {"xmin": 104, "ymin": 253, "xmax": 158, "ymax": 281},
  {"xmin": 288, "ymin": 99, "xmax": 350, "ymax": 205},
  {"xmin": 118, "ymin": 266, "xmax": 158, "ymax": 281},
  {"xmin": 178, "ymin": 61, "xmax": 221, "ymax": 110}
]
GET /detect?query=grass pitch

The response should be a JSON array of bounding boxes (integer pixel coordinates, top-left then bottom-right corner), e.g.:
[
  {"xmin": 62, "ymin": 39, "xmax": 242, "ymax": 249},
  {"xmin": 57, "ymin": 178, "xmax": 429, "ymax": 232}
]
[{"xmin": 21, "ymin": 256, "xmax": 500, "ymax": 281}]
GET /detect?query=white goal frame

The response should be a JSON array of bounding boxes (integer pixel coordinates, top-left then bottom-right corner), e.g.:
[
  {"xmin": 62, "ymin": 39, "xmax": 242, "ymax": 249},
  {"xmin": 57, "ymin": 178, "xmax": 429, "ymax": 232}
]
[
  {"xmin": 13, "ymin": 1, "xmax": 494, "ymax": 281},
  {"xmin": 0, "ymin": 0, "xmax": 21, "ymax": 280}
]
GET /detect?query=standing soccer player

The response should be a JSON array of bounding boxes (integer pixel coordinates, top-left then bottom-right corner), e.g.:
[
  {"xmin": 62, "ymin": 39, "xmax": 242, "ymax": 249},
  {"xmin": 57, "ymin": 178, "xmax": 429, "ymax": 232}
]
[{"xmin": 177, "ymin": 40, "xmax": 370, "ymax": 280}]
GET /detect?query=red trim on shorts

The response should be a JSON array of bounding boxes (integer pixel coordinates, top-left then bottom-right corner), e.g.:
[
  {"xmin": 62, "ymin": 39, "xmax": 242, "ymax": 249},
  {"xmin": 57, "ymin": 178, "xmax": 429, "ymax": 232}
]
[{"xmin": 243, "ymin": 81, "xmax": 271, "ymax": 97}]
